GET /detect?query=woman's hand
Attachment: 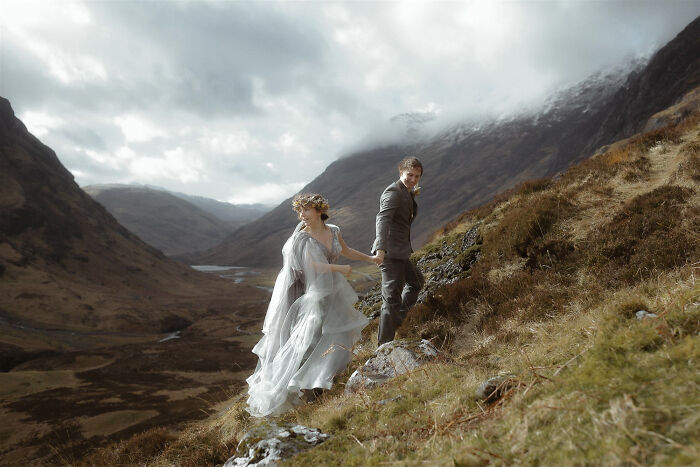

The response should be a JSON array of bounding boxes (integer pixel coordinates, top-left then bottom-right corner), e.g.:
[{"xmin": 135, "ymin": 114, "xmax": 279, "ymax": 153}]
[{"xmin": 339, "ymin": 264, "xmax": 352, "ymax": 277}]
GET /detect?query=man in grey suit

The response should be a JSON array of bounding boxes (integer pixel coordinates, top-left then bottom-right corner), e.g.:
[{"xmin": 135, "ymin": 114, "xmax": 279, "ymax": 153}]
[{"xmin": 371, "ymin": 156, "xmax": 425, "ymax": 346}]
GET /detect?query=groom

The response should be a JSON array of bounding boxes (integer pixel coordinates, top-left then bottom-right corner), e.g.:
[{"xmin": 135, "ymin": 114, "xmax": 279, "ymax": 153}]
[{"xmin": 371, "ymin": 156, "xmax": 425, "ymax": 346}]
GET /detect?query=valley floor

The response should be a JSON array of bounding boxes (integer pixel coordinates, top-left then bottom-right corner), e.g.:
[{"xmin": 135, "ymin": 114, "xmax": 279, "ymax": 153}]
[{"xmin": 0, "ymin": 271, "xmax": 272, "ymax": 465}]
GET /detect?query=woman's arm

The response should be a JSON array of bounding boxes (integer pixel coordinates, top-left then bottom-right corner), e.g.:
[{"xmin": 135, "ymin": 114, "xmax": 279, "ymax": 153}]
[
  {"xmin": 338, "ymin": 231, "xmax": 379, "ymax": 264},
  {"xmin": 310, "ymin": 261, "xmax": 351, "ymax": 276}
]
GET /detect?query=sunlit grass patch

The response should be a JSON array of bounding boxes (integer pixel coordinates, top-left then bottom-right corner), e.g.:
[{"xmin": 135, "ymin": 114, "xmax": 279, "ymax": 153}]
[
  {"xmin": 459, "ymin": 274, "xmax": 700, "ymax": 465},
  {"xmin": 0, "ymin": 369, "xmax": 82, "ymax": 400},
  {"xmin": 287, "ymin": 361, "xmax": 487, "ymax": 466}
]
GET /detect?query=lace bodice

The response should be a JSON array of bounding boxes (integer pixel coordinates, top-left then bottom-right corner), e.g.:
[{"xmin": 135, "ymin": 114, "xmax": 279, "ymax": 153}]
[{"xmin": 301, "ymin": 225, "xmax": 341, "ymax": 264}]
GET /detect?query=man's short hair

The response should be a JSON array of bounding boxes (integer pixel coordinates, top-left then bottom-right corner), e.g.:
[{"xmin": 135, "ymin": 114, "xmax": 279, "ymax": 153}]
[{"xmin": 398, "ymin": 156, "xmax": 423, "ymax": 175}]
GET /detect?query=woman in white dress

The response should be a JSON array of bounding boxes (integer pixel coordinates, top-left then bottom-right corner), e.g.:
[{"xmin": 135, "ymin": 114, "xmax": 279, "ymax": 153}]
[{"xmin": 246, "ymin": 194, "xmax": 378, "ymax": 417}]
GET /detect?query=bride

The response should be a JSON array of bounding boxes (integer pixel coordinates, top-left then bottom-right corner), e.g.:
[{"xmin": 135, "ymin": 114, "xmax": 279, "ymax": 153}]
[{"xmin": 246, "ymin": 193, "xmax": 378, "ymax": 417}]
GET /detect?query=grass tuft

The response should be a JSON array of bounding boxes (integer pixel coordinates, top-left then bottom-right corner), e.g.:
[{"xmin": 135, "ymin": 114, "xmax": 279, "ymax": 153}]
[
  {"xmin": 483, "ymin": 192, "xmax": 573, "ymax": 260},
  {"xmin": 585, "ymin": 185, "xmax": 698, "ymax": 285}
]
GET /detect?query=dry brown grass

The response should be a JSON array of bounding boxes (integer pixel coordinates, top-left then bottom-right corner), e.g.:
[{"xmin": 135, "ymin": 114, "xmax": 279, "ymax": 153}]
[
  {"xmin": 583, "ymin": 185, "xmax": 698, "ymax": 285},
  {"xmin": 404, "ymin": 115, "xmax": 700, "ymax": 352},
  {"xmin": 79, "ymin": 427, "xmax": 177, "ymax": 466}
]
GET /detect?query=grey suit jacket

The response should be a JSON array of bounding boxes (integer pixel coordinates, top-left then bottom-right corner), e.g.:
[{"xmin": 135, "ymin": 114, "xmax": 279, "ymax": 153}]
[{"xmin": 371, "ymin": 180, "xmax": 417, "ymax": 260}]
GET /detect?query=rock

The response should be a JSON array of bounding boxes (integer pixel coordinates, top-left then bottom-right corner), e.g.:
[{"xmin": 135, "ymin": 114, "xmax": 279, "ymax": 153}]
[
  {"xmin": 355, "ymin": 282, "xmax": 382, "ymax": 319},
  {"xmin": 476, "ymin": 373, "xmax": 518, "ymax": 402},
  {"xmin": 223, "ymin": 422, "xmax": 329, "ymax": 467},
  {"xmin": 377, "ymin": 395, "xmax": 404, "ymax": 405},
  {"xmin": 416, "ymin": 223, "xmax": 482, "ymax": 303},
  {"xmin": 635, "ymin": 310, "xmax": 658, "ymax": 320},
  {"xmin": 345, "ymin": 338, "xmax": 440, "ymax": 394},
  {"xmin": 355, "ymin": 224, "xmax": 482, "ymax": 318}
]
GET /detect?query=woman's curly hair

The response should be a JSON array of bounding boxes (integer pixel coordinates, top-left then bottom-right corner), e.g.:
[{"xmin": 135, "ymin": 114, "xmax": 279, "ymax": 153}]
[{"xmin": 292, "ymin": 193, "xmax": 330, "ymax": 220}]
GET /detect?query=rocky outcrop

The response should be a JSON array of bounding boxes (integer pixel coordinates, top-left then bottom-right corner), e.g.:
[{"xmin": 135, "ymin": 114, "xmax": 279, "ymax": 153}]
[
  {"xmin": 223, "ymin": 422, "xmax": 329, "ymax": 466},
  {"xmin": 345, "ymin": 338, "xmax": 440, "ymax": 394},
  {"xmin": 355, "ymin": 223, "xmax": 481, "ymax": 319},
  {"xmin": 416, "ymin": 223, "xmax": 481, "ymax": 303},
  {"xmin": 635, "ymin": 310, "xmax": 658, "ymax": 320}
]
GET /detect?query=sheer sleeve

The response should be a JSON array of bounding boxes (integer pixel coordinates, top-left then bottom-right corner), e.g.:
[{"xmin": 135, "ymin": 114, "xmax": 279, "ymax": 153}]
[{"xmin": 294, "ymin": 230, "xmax": 336, "ymax": 303}]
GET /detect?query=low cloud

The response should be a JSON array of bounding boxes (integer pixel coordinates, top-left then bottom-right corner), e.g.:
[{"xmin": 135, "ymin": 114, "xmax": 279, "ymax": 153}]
[{"xmin": 2, "ymin": 0, "xmax": 698, "ymax": 204}]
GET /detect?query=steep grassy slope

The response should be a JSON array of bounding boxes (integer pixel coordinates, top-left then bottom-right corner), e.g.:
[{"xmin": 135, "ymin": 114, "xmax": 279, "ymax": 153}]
[
  {"xmin": 81, "ymin": 94, "xmax": 699, "ymax": 466},
  {"xmin": 0, "ymin": 97, "xmax": 247, "ymax": 338}
]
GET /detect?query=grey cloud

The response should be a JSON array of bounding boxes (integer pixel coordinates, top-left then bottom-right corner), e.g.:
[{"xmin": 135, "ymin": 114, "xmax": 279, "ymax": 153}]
[
  {"xmin": 2, "ymin": 1, "xmax": 699, "ymax": 205},
  {"xmin": 56, "ymin": 126, "xmax": 108, "ymax": 150},
  {"xmin": 84, "ymin": 1, "xmax": 327, "ymax": 117}
]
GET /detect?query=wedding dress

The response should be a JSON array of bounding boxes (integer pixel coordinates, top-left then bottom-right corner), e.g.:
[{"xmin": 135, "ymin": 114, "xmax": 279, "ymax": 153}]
[{"xmin": 246, "ymin": 222, "xmax": 369, "ymax": 417}]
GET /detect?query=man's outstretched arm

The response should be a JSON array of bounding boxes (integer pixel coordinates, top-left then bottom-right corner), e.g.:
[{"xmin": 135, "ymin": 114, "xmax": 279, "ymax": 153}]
[{"xmin": 372, "ymin": 186, "xmax": 400, "ymax": 257}]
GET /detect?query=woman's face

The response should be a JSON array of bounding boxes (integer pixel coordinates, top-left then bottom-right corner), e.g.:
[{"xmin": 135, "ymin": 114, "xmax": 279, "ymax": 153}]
[{"xmin": 297, "ymin": 205, "xmax": 321, "ymax": 223}]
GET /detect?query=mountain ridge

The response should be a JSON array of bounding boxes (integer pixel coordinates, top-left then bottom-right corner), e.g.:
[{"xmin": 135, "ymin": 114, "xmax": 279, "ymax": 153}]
[
  {"xmin": 0, "ymin": 97, "xmax": 245, "ymax": 335},
  {"xmin": 83, "ymin": 184, "xmax": 268, "ymax": 256},
  {"xmin": 196, "ymin": 15, "xmax": 700, "ymax": 268}
]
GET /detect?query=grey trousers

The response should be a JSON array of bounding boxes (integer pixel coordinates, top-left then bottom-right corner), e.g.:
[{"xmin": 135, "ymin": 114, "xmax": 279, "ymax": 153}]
[{"xmin": 377, "ymin": 258, "xmax": 424, "ymax": 346}]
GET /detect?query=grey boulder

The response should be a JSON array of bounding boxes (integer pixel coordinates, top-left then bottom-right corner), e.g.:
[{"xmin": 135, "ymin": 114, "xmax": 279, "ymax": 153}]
[
  {"xmin": 345, "ymin": 338, "xmax": 440, "ymax": 394},
  {"xmin": 223, "ymin": 422, "xmax": 329, "ymax": 466}
]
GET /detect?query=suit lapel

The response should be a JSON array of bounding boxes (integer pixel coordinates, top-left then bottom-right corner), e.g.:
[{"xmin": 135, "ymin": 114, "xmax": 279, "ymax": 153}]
[{"xmin": 394, "ymin": 180, "xmax": 417, "ymax": 222}]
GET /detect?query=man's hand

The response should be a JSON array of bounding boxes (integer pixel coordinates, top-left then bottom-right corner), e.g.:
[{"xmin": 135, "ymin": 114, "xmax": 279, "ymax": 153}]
[{"xmin": 340, "ymin": 264, "xmax": 352, "ymax": 277}]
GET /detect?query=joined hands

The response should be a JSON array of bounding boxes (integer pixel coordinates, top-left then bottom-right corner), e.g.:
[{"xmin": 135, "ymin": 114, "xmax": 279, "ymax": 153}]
[{"xmin": 372, "ymin": 251, "xmax": 385, "ymax": 265}]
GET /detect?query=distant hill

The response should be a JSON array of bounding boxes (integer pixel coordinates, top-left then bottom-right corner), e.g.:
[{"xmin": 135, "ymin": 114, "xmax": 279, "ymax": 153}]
[
  {"xmin": 84, "ymin": 184, "xmax": 268, "ymax": 256},
  {"xmin": 167, "ymin": 190, "xmax": 268, "ymax": 229},
  {"xmin": 196, "ymin": 15, "xmax": 700, "ymax": 267}
]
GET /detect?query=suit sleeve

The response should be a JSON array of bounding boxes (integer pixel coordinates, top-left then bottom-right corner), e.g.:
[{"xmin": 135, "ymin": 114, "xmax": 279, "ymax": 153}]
[{"xmin": 372, "ymin": 186, "xmax": 401, "ymax": 254}]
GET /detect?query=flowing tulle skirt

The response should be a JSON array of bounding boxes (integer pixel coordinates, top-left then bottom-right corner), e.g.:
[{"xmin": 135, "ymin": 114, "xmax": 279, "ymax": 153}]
[{"xmin": 246, "ymin": 272, "xmax": 368, "ymax": 417}]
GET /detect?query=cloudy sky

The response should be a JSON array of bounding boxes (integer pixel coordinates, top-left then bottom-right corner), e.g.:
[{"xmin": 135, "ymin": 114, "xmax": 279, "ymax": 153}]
[{"xmin": 2, "ymin": 1, "xmax": 699, "ymax": 205}]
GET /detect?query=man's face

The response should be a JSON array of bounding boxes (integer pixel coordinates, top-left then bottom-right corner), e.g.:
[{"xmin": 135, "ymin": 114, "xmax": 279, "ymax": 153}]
[{"xmin": 399, "ymin": 167, "xmax": 422, "ymax": 190}]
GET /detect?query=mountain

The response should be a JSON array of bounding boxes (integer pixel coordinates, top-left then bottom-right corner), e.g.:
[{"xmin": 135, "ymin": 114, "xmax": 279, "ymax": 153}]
[
  {"xmin": 196, "ymin": 15, "xmax": 700, "ymax": 268},
  {"xmin": 167, "ymin": 191, "xmax": 269, "ymax": 228},
  {"xmin": 83, "ymin": 184, "xmax": 268, "ymax": 256},
  {"xmin": 0, "ymin": 98, "xmax": 273, "ymax": 465},
  {"xmin": 0, "ymin": 97, "xmax": 243, "ymax": 336}
]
